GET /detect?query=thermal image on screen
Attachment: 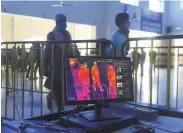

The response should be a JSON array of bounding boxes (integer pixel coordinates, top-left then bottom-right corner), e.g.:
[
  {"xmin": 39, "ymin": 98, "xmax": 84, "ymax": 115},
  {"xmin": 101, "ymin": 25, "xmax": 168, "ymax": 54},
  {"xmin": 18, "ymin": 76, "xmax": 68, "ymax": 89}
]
[{"xmin": 65, "ymin": 58, "xmax": 117, "ymax": 101}]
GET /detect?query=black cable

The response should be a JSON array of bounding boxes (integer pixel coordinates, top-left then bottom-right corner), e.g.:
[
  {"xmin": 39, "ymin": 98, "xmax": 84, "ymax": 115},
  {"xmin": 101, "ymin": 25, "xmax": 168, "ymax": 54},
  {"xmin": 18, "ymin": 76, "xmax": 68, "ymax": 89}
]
[
  {"xmin": 130, "ymin": 124, "xmax": 155, "ymax": 133},
  {"xmin": 130, "ymin": 122, "xmax": 161, "ymax": 133},
  {"xmin": 65, "ymin": 104, "xmax": 88, "ymax": 125},
  {"xmin": 67, "ymin": 104, "xmax": 87, "ymax": 119},
  {"xmin": 65, "ymin": 105, "xmax": 82, "ymax": 117},
  {"xmin": 67, "ymin": 104, "xmax": 86, "ymax": 116},
  {"xmin": 140, "ymin": 122, "xmax": 175, "ymax": 133},
  {"xmin": 19, "ymin": 122, "xmax": 72, "ymax": 133}
]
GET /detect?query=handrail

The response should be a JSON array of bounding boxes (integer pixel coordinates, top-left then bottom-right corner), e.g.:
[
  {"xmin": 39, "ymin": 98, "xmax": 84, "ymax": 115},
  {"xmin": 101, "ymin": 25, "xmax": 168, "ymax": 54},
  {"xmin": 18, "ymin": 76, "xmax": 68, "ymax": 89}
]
[
  {"xmin": 2, "ymin": 35, "xmax": 183, "ymax": 44},
  {"xmin": 129, "ymin": 46, "xmax": 183, "ymax": 48},
  {"xmin": 121, "ymin": 34, "xmax": 183, "ymax": 56},
  {"xmin": 1, "ymin": 39, "xmax": 111, "ymax": 44},
  {"xmin": 127, "ymin": 34, "xmax": 183, "ymax": 41}
]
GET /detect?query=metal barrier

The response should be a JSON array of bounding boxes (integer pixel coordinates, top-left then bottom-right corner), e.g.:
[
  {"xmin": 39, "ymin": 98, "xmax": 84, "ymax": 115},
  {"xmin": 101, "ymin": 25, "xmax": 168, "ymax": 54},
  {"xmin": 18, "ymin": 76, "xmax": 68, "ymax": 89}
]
[
  {"xmin": 1, "ymin": 39, "xmax": 114, "ymax": 120},
  {"xmin": 123, "ymin": 34, "xmax": 183, "ymax": 109},
  {"xmin": 1, "ymin": 35, "xmax": 183, "ymax": 120}
]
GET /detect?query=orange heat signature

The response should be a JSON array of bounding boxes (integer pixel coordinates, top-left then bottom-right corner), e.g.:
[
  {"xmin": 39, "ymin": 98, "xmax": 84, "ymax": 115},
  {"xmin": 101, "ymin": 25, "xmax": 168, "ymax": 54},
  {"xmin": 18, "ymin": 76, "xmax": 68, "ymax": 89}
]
[
  {"xmin": 77, "ymin": 64, "xmax": 90, "ymax": 100},
  {"xmin": 69, "ymin": 58, "xmax": 78, "ymax": 66},
  {"xmin": 107, "ymin": 66, "xmax": 117, "ymax": 97},
  {"xmin": 91, "ymin": 62, "xmax": 102, "ymax": 91}
]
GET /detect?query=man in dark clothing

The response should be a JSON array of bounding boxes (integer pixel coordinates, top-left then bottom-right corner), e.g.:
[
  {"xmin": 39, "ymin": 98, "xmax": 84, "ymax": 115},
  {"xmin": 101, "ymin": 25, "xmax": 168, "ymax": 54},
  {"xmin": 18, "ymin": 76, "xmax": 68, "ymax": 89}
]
[{"xmin": 44, "ymin": 14, "xmax": 73, "ymax": 112}]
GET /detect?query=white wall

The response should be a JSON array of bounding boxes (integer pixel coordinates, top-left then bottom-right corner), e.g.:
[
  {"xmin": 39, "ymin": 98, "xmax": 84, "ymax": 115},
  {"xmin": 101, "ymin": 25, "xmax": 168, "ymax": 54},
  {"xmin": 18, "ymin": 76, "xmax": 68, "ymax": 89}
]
[
  {"xmin": 166, "ymin": 1, "xmax": 183, "ymax": 34},
  {"xmin": 2, "ymin": 1, "xmax": 177, "ymax": 40},
  {"xmin": 1, "ymin": 1, "xmax": 108, "ymax": 39}
]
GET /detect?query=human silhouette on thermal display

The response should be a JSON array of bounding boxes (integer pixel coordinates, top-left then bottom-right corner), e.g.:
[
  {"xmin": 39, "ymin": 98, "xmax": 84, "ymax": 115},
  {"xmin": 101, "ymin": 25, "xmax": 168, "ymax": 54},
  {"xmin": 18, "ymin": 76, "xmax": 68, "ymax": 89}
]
[
  {"xmin": 78, "ymin": 64, "xmax": 90, "ymax": 100},
  {"xmin": 69, "ymin": 58, "xmax": 90, "ymax": 100},
  {"xmin": 107, "ymin": 65, "xmax": 117, "ymax": 98},
  {"xmin": 69, "ymin": 58, "xmax": 81, "ymax": 99},
  {"xmin": 91, "ymin": 61, "xmax": 104, "ymax": 99}
]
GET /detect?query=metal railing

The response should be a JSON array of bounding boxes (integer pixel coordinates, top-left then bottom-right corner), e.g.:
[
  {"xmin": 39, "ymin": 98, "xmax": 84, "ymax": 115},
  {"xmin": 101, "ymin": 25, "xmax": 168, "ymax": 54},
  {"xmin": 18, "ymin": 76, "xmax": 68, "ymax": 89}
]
[
  {"xmin": 122, "ymin": 34, "xmax": 183, "ymax": 109},
  {"xmin": 1, "ymin": 39, "xmax": 114, "ymax": 120},
  {"xmin": 1, "ymin": 35, "xmax": 183, "ymax": 120}
]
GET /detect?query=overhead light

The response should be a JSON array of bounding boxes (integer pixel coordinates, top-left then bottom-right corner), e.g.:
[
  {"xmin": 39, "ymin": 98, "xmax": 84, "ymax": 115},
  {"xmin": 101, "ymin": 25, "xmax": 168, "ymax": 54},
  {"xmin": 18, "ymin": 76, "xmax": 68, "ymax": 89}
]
[
  {"xmin": 52, "ymin": 4, "xmax": 66, "ymax": 7},
  {"xmin": 52, "ymin": 3, "xmax": 78, "ymax": 7},
  {"xmin": 176, "ymin": 27, "xmax": 182, "ymax": 30},
  {"xmin": 52, "ymin": 1, "xmax": 78, "ymax": 7}
]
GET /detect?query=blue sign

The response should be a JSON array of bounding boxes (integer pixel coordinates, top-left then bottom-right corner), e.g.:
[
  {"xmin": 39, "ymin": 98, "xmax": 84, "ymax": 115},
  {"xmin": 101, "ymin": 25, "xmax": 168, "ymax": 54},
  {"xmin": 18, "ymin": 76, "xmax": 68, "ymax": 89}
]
[{"xmin": 141, "ymin": 8, "xmax": 163, "ymax": 33}]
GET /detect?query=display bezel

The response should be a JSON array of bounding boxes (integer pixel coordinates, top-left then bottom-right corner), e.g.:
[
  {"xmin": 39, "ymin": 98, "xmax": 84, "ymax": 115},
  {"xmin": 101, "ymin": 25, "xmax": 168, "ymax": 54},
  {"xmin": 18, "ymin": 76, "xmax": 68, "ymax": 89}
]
[{"xmin": 64, "ymin": 56, "xmax": 134, "ymax": 105}]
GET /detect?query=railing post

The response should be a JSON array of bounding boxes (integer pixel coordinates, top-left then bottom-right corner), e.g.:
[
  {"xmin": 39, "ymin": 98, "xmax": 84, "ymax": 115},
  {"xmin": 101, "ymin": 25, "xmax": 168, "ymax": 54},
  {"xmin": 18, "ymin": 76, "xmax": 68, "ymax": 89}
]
[
  {"xmin": 5, "ymin": 43, "xmax": 9, "ymax": 119},
  {"xmin": 86, "ymin": 42, "xmax": 89, "ymax": 56},
  {"xmin": 149, "ymin": 40, "xmax": 153, "ymax": 105},
  {"xmin": 140, "ymin": 74, "xmax": 142, "ymax": 102},
  {"xmin": 157, "ymin": 48, "xmax": 160, "ymax": 105},
  {"xmin": 25, "ymin": 48, "xmax": 28, "ymax": 91},
  {"xmin": 30, "ymin": 45, "xmax": 34, "ymax": 117},
  {"xmin": 134, "ymin": 41, "xmax": 138, "ymax": 102},
  {"xmin": 16, "ymin": 52, "xmax": 19, "ymax": 91},
  {"xmin": 12, "ymin": 45, "xmax": 16, "ymax": 119},
  {"xmin": 166, "ymin": 39, "xmax": 172, "ymax": 109},
  {"xmin": 112, "ymin": 47, "xmax": 115, "ymax": 57},
  {"xmin": 40, "ymin": 43, "xmax": 44, "ymax": 115},
  {"xmin": 50, "ymin": 43, "xmax": 54, "ymax": 113},
  {"xmin": 61, "ymin": 44, "xmax": 65, "ymax": 111},
  {"xmin": 1, "ymin": 49, "xmax": 3, "ymax": 86},
  {"xmin": 22, "ymin": 43, "xmax": 25, "ymax": 119},
  {"xmin": 73, "ymin": 43, "xmax": 76, "ymax": 56},
  {"xmin": 176, "ymin": 48, "xmax": 179, "ymax": 109},
  {"xmin": 99, "ymin": 41, "xmax": 102, "ymax": 56}
]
